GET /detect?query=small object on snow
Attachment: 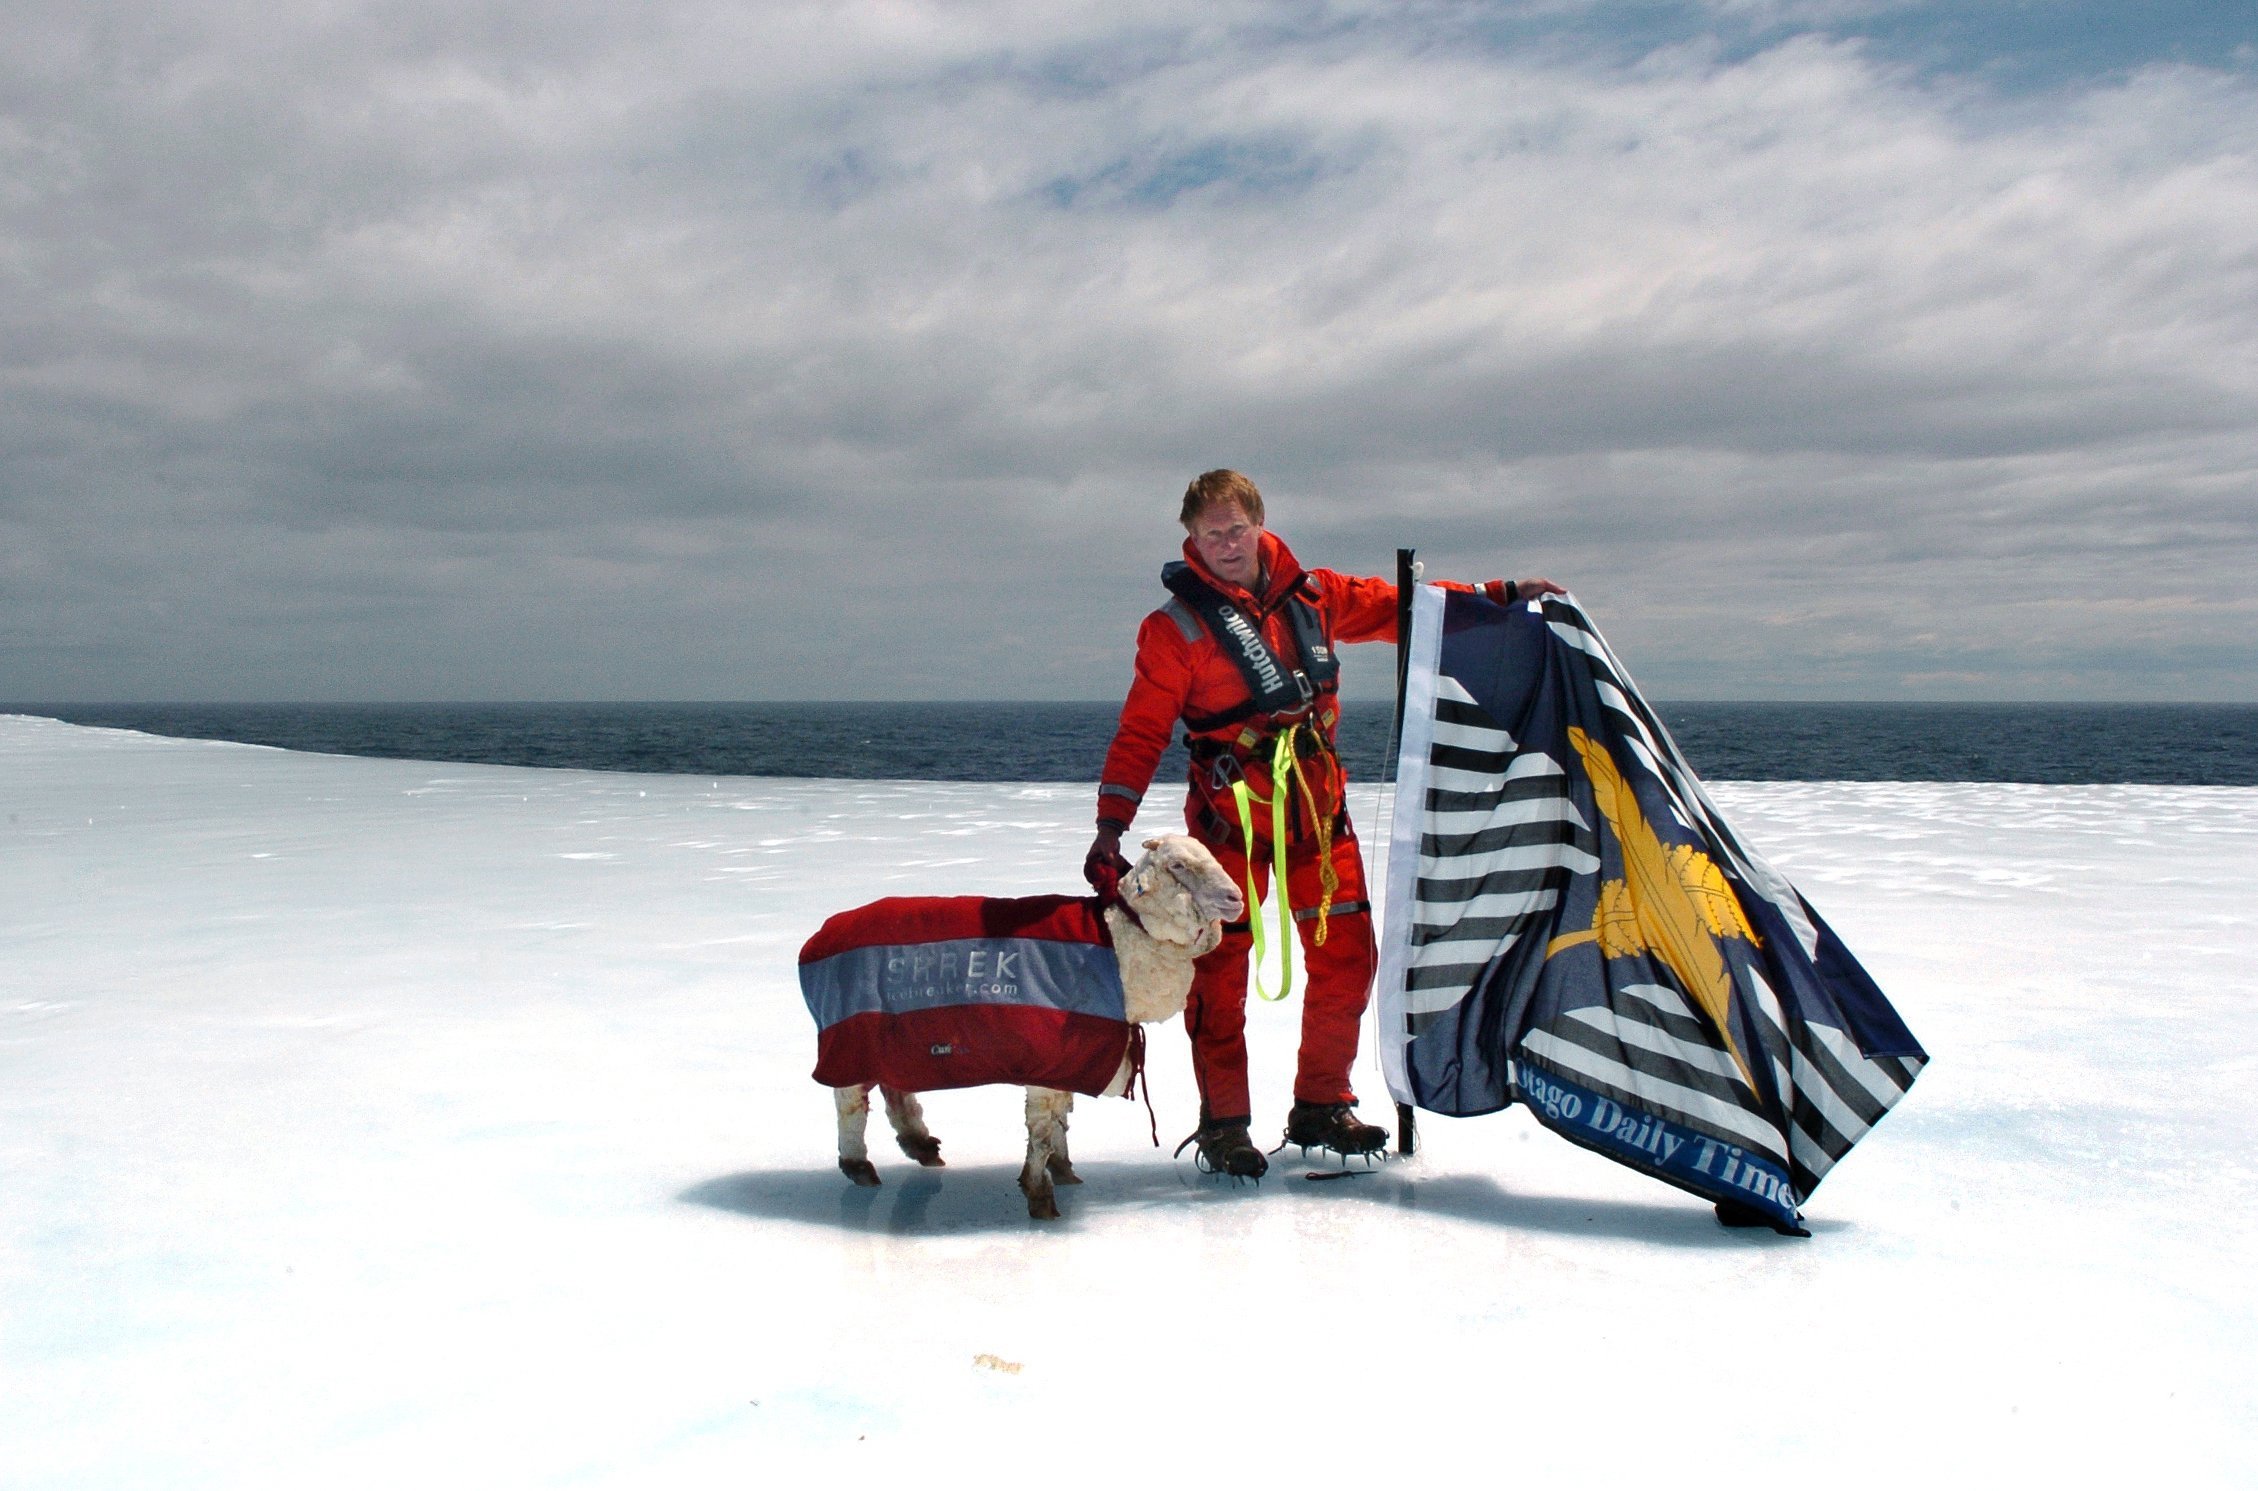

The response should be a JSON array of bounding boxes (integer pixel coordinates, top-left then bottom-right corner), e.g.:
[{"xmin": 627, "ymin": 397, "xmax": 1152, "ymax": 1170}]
[
  {"xmin": 973, "ymin": 1354, "xmax": 1023, "ymax": 1375},
  {"xmin": 1301, "ymin": 1168, "xmax": 1376, "ymax": 1182}
]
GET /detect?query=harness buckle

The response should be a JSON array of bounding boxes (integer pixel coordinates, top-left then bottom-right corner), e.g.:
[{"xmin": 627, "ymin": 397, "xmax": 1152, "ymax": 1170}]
[{"xmin": 1205, "ymin": 751, "xmax": 1243, "ymax": 794}]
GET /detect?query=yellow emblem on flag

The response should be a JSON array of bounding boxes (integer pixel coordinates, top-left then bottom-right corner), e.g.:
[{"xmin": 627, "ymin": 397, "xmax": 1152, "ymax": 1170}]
[{"xmin": 1545, "ymin": 727, "xmax": 1762, "ymax": 1090}]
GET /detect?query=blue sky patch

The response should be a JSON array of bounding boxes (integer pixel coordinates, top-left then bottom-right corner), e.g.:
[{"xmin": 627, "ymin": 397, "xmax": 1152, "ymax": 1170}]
[
  {"xmin": 1453, "ymin": 0, "xmax": 2255, "ymax": 91},
  {"xmin": 1042, "ymin": 137, "xmax": 1328, "ymax": 211}
]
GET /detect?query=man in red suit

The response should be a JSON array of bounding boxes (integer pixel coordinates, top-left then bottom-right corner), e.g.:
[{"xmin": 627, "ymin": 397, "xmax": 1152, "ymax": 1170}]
[{"xmin": 1087, "ymin": 470, "xmax": 1561, "ymax": 1177}]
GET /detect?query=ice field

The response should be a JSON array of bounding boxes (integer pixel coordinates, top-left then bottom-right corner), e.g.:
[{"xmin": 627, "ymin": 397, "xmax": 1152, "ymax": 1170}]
[{"xmin": 3, "ymin": 713, "xmax": 2254, "ymax": 1486}]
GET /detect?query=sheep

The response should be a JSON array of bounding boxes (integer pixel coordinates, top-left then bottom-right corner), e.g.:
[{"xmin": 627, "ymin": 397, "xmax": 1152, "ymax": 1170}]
[{"xmin": 801, "ymin": 835, "xmax": 1243, "ymax": 1220}]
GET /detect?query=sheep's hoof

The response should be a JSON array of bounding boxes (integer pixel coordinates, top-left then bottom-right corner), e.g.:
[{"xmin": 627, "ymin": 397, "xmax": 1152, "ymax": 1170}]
[
  {"xmin": 1018, "ymin": 1168, "xmax": 1062, "ymax": 1220},
  {"xmin": 896, "ymin": 1133, "xmax": 945, "ymax": 1167},
  {"xmin": 839, "ymin": 1157, "xmax": 882, "ymax": 1187},
  {"xmin": 1045, "ymin": 1155, "xmax": 1081, "ymax": 1185}
]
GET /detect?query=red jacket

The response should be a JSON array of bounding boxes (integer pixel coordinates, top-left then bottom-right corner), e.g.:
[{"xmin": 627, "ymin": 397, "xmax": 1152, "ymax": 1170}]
[{"xmin": 1097, "ymin": 530, "xmax": 1500, "ymax": 836}]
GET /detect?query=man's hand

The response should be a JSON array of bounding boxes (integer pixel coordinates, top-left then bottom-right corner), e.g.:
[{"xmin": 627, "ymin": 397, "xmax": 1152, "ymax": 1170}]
[
  {"xmin": 1085, "ymin": 825, "xmax": 1133, "ymax": 897},
  {"xmin": 1487, "ymin": 577, "xmax": 1567, "ymax": 603}
]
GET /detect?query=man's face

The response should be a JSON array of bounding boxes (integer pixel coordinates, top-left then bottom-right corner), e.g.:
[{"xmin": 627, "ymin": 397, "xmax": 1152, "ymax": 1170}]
[{"xmin": 1188, "ymin": 502, "xmax": 1263, "ymax": 589}]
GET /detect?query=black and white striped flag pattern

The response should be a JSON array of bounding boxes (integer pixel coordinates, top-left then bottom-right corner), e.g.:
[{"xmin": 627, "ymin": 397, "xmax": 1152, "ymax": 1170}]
[{"xmin": 1378, "ymin": 586, "xmax": 1927, "ymax": 1229}]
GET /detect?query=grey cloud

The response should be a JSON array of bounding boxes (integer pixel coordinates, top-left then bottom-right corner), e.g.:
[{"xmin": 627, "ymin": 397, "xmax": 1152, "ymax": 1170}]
[{"xmin": 2, "ymin": 3, "xmax": 2254, "ymax": 701}]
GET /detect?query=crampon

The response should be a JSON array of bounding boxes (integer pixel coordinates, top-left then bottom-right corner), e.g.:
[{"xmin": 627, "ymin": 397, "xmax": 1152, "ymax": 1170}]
[
  {"xmin": 1278, "ymin": 1101, "xmax": 1389, "ymax": 1166},
  {"xmin": 1174, "ymin": 1119, "xmax": 1268, "ymax": 1181}
]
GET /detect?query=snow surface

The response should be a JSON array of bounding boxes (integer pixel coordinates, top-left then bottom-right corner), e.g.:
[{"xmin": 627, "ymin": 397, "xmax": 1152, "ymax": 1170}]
[{"xmin": 4, "ymin": 713, "xmax": 2254, "ymax": 1487}]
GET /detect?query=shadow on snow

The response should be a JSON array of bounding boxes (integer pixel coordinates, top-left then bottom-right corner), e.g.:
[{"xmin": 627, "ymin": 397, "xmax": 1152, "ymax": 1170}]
[{"xmin": 679, "ymin": 1159, "xmax": 1811, "ymax": 1245}]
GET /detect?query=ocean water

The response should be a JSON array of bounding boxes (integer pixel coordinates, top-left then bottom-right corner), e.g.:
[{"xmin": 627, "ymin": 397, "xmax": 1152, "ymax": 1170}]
[{"xmin": 12, "ymin": 700, "xmax": 2258, "ymax": 786}]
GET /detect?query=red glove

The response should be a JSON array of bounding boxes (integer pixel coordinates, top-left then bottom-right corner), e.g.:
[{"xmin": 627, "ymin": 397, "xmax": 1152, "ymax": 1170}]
[
  {"xmin": 1489, "ymin": 577, "xmax": 1566, "ymax": 603},
  {"xmin": 1084, "ymin": 826, "xmax": 1132, "ymax": 899}
]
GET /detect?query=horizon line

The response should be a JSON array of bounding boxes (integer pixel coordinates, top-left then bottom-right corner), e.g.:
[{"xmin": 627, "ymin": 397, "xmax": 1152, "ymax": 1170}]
[{"xmin": 11, "ymin": 697, "xmax": 2258, "ymax": 710}]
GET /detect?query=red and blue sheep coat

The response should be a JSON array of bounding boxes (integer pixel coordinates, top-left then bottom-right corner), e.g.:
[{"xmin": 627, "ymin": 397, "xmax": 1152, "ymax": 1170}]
[{"xmin": 799, "ymin": 893, "xmax": 1138, "ymax": 1098}]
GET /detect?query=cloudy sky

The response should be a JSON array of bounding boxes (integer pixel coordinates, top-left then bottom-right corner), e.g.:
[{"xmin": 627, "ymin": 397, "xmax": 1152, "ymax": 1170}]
[{"xmin": 4, "ymin": 1, "xmax": 2253, "ymax": 703}]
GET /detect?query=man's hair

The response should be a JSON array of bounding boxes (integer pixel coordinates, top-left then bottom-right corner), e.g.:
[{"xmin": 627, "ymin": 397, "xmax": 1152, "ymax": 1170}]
[{"xmin": 1179, "ymin": 469, "xmax": 1265, "ymax": 529}]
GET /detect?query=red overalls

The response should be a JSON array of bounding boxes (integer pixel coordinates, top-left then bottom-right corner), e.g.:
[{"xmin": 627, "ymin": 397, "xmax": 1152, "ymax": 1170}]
[{"xmin": 1096, "ymin": 531, "xmax": 1403, "ymax": 1124}]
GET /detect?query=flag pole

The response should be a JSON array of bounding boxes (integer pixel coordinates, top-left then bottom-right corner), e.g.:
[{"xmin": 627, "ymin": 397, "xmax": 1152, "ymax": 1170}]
[{"xmin": 1393, "ymin": 546, "xmax": 1418, "ymax": 1158}]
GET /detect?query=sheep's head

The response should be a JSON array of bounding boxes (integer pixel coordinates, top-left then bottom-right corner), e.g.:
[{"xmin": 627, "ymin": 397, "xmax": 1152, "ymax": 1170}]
[{"xmin": 1120, "ymin": 835, "xmax": 1243, "ymax": 956}]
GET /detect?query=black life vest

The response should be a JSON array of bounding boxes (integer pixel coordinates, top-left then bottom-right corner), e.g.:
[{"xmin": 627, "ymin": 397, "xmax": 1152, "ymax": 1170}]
[{"xmin": 1161, "ymin": 561, "xmax": 1341, "ymax": 734}]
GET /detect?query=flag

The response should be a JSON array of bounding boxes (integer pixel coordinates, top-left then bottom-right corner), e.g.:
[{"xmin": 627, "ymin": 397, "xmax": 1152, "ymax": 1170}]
[{"xmin": 1376, "ymin": 587, "xmax": 1927, "ymax": 1229}]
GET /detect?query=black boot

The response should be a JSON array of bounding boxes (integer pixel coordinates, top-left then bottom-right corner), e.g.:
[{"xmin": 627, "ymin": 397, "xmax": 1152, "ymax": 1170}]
[
  {"xmin": 1283, "ymin": 1101, "xmax": 1388, "ymax": 1158},
  {"xmin": 1175, "ymin": 1117, "xmax": 1268, "ymax": 1179}
]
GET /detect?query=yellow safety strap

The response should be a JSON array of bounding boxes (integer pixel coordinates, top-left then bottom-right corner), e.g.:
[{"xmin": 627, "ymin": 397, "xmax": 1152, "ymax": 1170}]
[
  {"xmin": 1228, "ymin": 725, "xmax": 1344, "ymax": 1000},
  {"xmin": 1230, "ymin": 739, "xmax": 1293, "ymax": 1001}
]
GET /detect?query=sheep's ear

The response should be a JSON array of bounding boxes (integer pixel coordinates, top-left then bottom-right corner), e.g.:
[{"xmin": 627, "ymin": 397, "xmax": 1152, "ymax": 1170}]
[{"xmin": 1142, "ymin": 838, "xmax": 1165, "ymax": 851}]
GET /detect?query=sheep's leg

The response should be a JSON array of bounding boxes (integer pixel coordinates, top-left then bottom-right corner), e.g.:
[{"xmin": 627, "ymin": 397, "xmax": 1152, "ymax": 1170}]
[
  {"xmin": 835, "ymin": 1085, "xmax": 881, "ymax": 1187},
  {"xmin": 1046, "ymin": 1092, "xmax": 1080, "ymax": 1184},
  {"xmin": 880, "ymin": 1085, "xmax": 944, "ymax": 1167},
  {"xmin": 1020, "ymin": 1088, "xmax": 1074, "ymax": 1220}
]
